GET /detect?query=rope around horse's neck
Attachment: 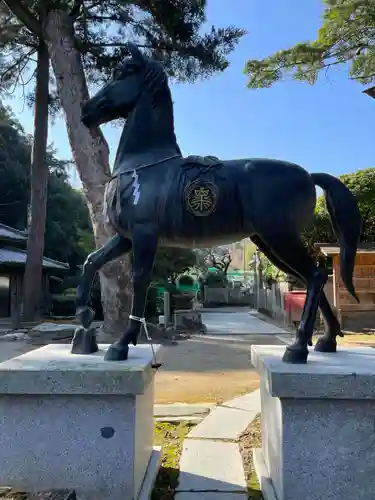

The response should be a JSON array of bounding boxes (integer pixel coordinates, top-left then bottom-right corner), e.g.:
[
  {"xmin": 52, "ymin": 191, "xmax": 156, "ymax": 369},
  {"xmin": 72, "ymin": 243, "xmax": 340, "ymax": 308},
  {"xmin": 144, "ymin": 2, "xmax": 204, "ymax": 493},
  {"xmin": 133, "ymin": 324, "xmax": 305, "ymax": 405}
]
[
  {"xmin": 108, "ymin": 154, "xmax": 181, "ymax": 183},
  {"xmin": 129, "ymin": 314, "xmax": 161, "ymax": 368}
]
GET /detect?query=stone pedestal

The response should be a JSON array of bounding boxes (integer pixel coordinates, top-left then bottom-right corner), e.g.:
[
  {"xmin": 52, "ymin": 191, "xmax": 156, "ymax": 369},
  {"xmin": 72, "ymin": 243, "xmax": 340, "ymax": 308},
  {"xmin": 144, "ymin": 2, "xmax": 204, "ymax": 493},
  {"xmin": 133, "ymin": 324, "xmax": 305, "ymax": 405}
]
[
  {"xmin": 0, "ymin": 344, "xmax": 162, "ymax": 500},
  {"xmin": 251, "ymin": 345, "xmax": 375, "ymax": 500}
]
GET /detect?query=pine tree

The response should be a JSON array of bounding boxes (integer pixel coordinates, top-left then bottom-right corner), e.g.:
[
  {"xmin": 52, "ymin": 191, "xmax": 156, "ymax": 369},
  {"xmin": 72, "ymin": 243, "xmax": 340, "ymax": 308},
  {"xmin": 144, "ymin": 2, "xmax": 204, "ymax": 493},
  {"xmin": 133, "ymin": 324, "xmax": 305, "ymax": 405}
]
[{"xmin": 1, "ymin": 0, "xmax": 245, "ymax": 334}]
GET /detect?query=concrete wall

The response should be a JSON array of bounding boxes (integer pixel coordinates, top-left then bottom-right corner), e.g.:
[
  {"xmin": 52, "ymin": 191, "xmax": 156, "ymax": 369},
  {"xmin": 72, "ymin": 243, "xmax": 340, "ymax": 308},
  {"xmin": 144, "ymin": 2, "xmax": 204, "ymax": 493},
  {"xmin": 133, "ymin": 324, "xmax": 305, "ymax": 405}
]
[
  {"xmin": 203, "ymin": 286, "xmax": 253, "ymax": 307},
  {"xmin": 257, "ymin": 282, "xmax": 289, "ymax": 323}
]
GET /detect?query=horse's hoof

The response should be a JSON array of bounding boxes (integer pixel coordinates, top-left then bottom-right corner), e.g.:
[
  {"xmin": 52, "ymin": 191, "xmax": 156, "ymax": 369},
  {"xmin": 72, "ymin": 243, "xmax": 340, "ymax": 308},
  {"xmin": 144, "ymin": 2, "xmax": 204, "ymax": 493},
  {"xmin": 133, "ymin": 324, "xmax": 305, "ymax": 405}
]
[
  {"xmin": 76, "ymin": 306, "xmax": 95, "ymax": 329},
  {"xmin": 104, "ymin": 342, "xmax": 129, "ymax": 361},
  {"xmin": 314, "ymin": 336, "xmax": 337, "ymax": 353},
  {"xmin": 282, "ymin": 345, "xmax": 308, "ymax": 364},
  {"xmin": 71, "ymin": 327, "xmax": 98, "ymax": 355}
]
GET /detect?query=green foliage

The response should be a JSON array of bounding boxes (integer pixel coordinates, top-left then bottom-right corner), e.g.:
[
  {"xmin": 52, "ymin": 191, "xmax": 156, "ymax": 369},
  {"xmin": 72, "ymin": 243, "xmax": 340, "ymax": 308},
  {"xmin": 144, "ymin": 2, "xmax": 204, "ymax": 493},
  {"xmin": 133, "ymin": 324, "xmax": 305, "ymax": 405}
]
[
  {"xmin": 0, "ymin": 102, "xmax": 93, "ymax": 265},
  {"xmin": 51, "ymin": 293, "xmax": 76, "ymax": 317},
  {"xmin": 153, "ymin": 247, "xmax": 197, "ymax": 283},
  {"xmin": 45, "ymin": 172, "xmax": 94, "ymax": 265},
  {"xmin": 177, "ymin": 274, "xmax": 195, "ymax": 288},
  {"xmin": 259, "ymin": 253, "xmax": 286, "ymax": 282},
  {"xmin": 303, "ymin": 167, "xmax": 375, "ymax": 246},
  {"xmin": 0, "ymin": 0, "xmax": 245, "ymax": 111},
  {"xmin": 245, "ymin": 0, "xmax": 375, "ymax": 88},
  {"xmin": 199, "ymin": 269, "xmax": 228, "ymax": 288},
  {"xmin": 145, "ymin": 285, "xmax": 159, "ymax": 320},
  {"xmin": 195, "ymin": 247, "xmax": 232, "ymax": 275}
]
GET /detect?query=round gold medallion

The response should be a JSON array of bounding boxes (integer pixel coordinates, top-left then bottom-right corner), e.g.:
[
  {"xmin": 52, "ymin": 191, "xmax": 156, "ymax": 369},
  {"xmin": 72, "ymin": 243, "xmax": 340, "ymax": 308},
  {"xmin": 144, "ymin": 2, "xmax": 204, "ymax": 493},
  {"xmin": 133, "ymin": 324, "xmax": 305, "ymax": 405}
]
[{"xmin": 184, "ymin": 180, "xmax": 218, "ymax": 217}]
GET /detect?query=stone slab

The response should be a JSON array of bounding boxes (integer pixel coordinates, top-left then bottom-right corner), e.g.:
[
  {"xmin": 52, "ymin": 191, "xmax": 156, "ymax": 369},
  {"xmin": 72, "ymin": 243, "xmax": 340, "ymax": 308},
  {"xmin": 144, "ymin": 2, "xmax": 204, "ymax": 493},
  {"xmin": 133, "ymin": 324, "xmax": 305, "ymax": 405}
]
[
  {"xmin": 0, "ymin": 343, "xmax": 161, "ymax": 395},
  {"xmin": 176, "ymin": 493, "xmax": 248, "ymax": 500},
  {"xmin": 0, "ymin": 378, "xmax": 155, "ymax": 500},
  {"xmin": 138, "ymin": 446, "xmax": 162, "ymax": 500},
  {"xmin": 253, "ymin": 448, "xmax": 278, "ymax": 500},
  {"xmin": 177, "ymin": 440, "xmax": 246, "ymax": 492},
  {"xmin": 29, "ymin": 323, "xmax": 76, "ymax": 340},
  {"xmin": 251, "ymin": 344, "xmax": 375, "ymax": 399},
  {"xmin": 223, "ymin": 389, "xmax": 260, "ymax": 412},
  {"xmin": 257, "ymin": 352, "xmax": 375, "ymax": 500},
  {"xmin": 155, "ymin": 416, "xmax": 204, "ymax": 423},
  {"xmin": 27, "ymin": 491, "xmax": 76, "ymax": 500},
  {"xmin": 154, "ymin": 403, "xmax": 214, "ymax": 417},
  {"xmin": 187, "ymin": 406, "xmax": 256, "ymax": 440}
]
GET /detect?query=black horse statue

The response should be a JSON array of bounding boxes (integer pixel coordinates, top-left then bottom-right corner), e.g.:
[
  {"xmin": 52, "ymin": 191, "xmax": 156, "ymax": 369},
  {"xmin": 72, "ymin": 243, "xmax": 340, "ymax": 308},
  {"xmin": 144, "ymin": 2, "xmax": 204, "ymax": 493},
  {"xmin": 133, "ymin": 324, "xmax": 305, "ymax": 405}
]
[{"xmin": 73, "ymin": 43, "xmax": 362, "ymax": 364}]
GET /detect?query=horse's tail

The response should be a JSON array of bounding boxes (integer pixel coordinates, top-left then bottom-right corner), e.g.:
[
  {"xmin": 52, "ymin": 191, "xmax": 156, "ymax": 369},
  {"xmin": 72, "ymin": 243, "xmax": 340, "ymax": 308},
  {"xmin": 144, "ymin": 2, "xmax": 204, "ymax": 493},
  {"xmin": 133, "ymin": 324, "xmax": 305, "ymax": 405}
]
[{"xmin": 311, "ymin": 173, "xmax": 362, "ymax": 303}]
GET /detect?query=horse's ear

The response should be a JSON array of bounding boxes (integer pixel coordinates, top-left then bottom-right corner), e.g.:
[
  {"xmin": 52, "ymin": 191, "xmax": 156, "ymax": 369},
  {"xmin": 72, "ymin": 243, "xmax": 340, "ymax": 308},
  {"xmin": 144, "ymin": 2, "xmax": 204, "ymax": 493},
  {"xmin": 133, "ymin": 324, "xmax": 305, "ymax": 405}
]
[{"xmin": 127, "ymin": 43, "xmax": 146, "ymax": 65}]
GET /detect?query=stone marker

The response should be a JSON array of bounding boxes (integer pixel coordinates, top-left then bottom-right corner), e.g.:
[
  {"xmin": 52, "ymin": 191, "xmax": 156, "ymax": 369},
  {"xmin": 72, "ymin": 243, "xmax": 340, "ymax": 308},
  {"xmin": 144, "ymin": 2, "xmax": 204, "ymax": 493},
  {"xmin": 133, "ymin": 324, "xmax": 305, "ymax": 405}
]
[
  {"xmin": 0, "ymin": 344, "xmax": 162, "ymax": 500},
  {"xmin": 29, "ymin": 323, "xmax": 77, "ymax": 342},
  {"xmin": 251, "ymin": 344, "xmax": 375, "ymax": 500},
  {"xmin": 174, "ymin": 310, "xmax": 206, "ymax": 334}
]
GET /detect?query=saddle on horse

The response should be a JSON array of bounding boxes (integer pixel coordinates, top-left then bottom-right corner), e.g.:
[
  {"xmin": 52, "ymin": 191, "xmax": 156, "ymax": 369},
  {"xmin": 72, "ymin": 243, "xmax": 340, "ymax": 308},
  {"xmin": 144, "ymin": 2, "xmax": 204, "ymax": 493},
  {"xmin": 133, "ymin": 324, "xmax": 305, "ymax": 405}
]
[{"xmin": 182, "ymin": 155, "xmax": 221, "ymax": 168}]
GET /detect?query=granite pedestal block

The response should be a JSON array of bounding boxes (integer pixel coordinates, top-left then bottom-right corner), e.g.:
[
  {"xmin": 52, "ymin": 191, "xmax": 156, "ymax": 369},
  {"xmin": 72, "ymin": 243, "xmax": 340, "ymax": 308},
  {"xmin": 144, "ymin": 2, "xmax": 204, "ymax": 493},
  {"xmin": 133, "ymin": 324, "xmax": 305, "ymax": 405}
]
[
  {"xmin": 251, "ymin": 345, "xmax": 375, "ymax": 500},
  {"xmin": 0, "ymin": 344, "xmax": 162, "ymax": 500}
]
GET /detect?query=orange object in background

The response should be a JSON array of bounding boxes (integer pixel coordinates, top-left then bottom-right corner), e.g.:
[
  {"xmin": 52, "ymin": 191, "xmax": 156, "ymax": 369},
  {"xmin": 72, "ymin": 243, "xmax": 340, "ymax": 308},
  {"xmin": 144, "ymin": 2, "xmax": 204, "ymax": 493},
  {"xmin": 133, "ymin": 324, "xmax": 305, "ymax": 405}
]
[{"xmin": 284, "ymin": 291, "xmax": 306, "ymax": 325}]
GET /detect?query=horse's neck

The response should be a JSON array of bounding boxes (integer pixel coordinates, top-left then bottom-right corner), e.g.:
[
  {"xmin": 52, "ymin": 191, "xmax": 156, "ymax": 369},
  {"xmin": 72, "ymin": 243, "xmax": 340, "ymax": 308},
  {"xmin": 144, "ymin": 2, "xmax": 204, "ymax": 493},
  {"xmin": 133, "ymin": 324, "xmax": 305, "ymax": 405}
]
[{"xmin": 113, "ymin": 91, "xmax": 180, "ymax": 171}]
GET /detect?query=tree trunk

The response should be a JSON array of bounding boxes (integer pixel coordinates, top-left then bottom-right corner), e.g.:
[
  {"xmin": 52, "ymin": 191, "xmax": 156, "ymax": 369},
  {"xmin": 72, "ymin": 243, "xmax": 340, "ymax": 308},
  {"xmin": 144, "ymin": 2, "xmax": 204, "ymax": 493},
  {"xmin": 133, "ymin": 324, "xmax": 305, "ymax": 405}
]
[
  {"xmin": 43, "ymin": 9, "xmax": 132, "ymax": 337},
  {"xmin": 22, "ymin": 41, "xmax": 50, "ymax": 322}
]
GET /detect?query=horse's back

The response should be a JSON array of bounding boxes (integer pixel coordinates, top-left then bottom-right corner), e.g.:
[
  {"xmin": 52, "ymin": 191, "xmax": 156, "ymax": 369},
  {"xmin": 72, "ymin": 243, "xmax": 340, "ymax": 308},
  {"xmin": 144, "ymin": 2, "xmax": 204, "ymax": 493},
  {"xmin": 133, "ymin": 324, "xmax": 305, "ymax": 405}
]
[
  {"xmin": 230, "ymin": 157, "xmax": 316, "ymax": 231},
  {"xmin": 107, "ymin": 155, "xmax": 316, "ymax": 245}
]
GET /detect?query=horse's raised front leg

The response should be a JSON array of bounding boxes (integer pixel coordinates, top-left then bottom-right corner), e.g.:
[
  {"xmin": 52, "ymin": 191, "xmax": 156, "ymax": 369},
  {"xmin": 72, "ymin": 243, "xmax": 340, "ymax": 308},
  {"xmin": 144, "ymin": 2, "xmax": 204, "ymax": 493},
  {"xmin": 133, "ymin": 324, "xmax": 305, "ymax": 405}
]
[
  {"xmin": 72, "ymin": 234, "xmax": 132, "ymax": 355},
  {"xmin": 104, "ymin": 226, "xmax": 158, "ymax": 362}
]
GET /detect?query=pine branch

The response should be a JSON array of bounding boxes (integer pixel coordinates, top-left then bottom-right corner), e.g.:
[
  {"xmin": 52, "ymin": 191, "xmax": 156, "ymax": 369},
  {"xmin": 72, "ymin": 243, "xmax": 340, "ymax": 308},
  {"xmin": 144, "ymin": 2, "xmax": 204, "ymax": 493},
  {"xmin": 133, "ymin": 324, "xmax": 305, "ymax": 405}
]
[
  {"xmin": 69, "ymin": 0, "xmax": 83, "ymax": 21},
  {"xmin": 0, "ymin": 47, "xmax": 35, "ymax": 85},
  {"xmin": 1, "ymin": 0, "xmax": 41, "ymax": 36}
]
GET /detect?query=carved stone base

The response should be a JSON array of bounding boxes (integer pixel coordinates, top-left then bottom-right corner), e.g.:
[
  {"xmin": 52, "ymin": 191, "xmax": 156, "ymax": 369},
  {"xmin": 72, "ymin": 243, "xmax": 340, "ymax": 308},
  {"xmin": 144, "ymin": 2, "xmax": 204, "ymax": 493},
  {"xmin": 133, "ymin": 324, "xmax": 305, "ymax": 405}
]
[
  {"xmin": 252, "ymin": 345, "xmax": 375, "ymax": 500},
  {"xmin": 0, "ymin": 344, "xmax": 161, "ymax": 500}
]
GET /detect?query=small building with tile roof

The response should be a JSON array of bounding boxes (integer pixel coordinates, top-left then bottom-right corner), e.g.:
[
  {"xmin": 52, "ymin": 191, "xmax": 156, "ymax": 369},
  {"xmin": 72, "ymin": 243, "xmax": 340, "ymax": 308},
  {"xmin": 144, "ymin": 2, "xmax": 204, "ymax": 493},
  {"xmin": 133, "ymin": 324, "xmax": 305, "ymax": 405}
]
[
  {"xmin": 315, "ymin": 243, "xmax": 375, "ymax": 332},
  {"xmin": 0, "ymin": 223, "xmax": 68, "ymax": 326}
]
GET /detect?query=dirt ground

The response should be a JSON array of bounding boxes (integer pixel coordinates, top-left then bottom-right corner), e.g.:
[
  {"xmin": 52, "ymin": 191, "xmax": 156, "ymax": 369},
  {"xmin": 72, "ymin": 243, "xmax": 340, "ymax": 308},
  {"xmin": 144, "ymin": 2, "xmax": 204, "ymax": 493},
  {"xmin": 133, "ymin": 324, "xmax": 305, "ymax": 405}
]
[
  {"xmin": 154, "ymin": 334, "xmax": 281, "ymax": 404},
  {"xmin": 311, "ymin": 333, "xmax": 375, "ymax": 348}
]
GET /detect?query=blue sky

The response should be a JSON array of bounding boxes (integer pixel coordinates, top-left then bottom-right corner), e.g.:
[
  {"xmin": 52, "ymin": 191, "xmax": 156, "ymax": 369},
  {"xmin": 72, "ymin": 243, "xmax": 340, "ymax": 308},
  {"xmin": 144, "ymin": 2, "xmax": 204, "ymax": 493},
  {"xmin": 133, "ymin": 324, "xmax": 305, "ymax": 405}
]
[{"xmin": 5, "ymin": 0, "xmax": 375, "ymax": 187}]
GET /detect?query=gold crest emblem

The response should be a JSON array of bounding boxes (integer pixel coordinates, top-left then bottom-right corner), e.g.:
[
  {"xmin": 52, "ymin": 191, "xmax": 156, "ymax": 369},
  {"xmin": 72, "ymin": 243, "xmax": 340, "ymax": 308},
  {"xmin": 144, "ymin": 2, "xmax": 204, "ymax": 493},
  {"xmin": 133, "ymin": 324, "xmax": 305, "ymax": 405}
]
[{"xmin": 184, "ymin": 181, "xmax": 218, "ymax": 216}]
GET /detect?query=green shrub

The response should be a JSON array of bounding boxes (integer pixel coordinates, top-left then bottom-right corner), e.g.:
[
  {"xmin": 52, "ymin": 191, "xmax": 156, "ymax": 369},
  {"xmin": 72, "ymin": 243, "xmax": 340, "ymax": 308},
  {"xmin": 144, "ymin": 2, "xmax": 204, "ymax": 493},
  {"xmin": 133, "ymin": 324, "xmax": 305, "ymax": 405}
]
[
  {"xmin": 145, "ymin": 285, "xmax": 161, "ymax": 321},
  {"xmin": 52, "ymin": 294, "xmax": 76, "ymax": 317},
  {"xmin": 177, "ymin": 274, "xmax": 195, "ymax": 288}
]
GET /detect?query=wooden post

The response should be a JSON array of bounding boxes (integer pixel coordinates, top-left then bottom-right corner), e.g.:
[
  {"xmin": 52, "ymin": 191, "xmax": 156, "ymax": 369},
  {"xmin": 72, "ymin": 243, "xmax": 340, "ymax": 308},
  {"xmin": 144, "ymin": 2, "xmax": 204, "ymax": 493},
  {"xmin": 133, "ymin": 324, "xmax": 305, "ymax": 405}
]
[{"xmin": 163, "ymin": 291, "xmax": 171, "ymax": 326}]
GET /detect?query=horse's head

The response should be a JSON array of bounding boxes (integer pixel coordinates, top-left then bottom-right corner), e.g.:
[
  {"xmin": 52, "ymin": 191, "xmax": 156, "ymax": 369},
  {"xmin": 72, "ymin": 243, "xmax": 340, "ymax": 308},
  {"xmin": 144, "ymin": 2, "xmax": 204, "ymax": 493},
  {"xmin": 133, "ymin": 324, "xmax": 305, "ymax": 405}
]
[{"xmin": 81, "ymin": 43, "xmax": 167, "ymax": 128}]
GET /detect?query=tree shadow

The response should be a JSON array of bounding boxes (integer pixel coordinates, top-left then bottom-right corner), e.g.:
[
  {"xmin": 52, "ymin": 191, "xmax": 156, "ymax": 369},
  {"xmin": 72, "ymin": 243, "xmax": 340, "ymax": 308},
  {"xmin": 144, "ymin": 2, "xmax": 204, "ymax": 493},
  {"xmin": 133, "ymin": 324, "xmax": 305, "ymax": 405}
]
[{"xmin": 151, "ymin": 465, "xmax": 179, "ymax": 500}]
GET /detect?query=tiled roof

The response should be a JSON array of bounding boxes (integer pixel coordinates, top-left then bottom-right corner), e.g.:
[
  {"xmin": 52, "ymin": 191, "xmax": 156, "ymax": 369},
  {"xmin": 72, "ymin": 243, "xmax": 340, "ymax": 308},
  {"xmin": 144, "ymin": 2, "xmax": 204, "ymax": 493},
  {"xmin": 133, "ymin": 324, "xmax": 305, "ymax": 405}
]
[
  {"xmin": 316, "ymin": 243, "xmax": 375, "ymax": 256},
  {"xmin": 0, "ymin": 223, "xmax": 27, "ymax": 241},
  {"xmin": 0, "ymin": 248, "xmax": 69, "ymax": 270}
]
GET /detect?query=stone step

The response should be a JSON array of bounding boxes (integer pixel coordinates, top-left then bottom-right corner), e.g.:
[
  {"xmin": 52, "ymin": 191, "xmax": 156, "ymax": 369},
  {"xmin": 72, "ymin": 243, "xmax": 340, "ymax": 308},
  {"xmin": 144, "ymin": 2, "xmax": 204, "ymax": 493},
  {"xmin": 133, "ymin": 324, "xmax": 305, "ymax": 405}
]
[
  {"xmin": 154, "ymin": 403, "xmax": 214, "ymax": 418},
  {"xmin": 187, "ymin": 405, "xmax": 257, "ymax": 441},
  {"xmin": 176, "ymin": 493, "xmax": 248, "ymax": 499},
  {"xmin": 177, "ymin": 440, "xmax": 246, "ymax": 493},
  {"xmin": 222, "ymin": 389, "xmax": 261, "ymax": 412}
]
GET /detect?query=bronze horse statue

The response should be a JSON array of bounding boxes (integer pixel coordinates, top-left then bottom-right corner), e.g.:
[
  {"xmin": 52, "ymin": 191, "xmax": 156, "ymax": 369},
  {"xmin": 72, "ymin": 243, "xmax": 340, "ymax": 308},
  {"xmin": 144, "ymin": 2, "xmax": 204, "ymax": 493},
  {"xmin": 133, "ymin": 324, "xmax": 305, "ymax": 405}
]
[{"xmin": 73, "ymin": 43, "xmax": 362, "ymax": 363}]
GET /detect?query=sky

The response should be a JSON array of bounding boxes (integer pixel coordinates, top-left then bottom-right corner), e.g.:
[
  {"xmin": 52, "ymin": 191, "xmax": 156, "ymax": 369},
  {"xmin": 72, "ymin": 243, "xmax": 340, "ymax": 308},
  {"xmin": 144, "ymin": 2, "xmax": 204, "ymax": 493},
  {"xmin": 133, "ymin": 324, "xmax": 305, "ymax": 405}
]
[{"xmin": 4, "ymin": 0, "xmax": 375, "ymax": 188}]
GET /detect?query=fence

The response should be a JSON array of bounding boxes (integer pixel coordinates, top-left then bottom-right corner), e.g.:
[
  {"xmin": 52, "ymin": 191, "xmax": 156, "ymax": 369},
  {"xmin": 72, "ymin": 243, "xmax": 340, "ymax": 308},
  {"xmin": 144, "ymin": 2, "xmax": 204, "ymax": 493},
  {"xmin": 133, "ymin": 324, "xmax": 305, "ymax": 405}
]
[
  {"xmin": 256, "ymin": 281, "xmax": 289, "ymax": 322},
  {"xmin": 203, "ymin": 286, "xmax": 254, "ymax": 307}
]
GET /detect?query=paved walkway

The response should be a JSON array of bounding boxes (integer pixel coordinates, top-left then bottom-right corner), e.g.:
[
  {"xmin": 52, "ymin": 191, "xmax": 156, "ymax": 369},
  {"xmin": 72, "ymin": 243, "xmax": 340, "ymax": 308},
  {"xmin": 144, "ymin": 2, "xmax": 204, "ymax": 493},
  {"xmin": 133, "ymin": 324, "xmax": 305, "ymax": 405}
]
[
  {"xmin": 175, "ymin": 389, "xmax": 261, "ymax": 499},
  {"xmin": 202, "ymin": 309, "xmax": 288, "ymax": 336}
]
